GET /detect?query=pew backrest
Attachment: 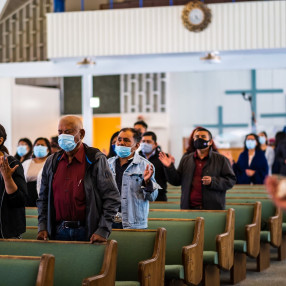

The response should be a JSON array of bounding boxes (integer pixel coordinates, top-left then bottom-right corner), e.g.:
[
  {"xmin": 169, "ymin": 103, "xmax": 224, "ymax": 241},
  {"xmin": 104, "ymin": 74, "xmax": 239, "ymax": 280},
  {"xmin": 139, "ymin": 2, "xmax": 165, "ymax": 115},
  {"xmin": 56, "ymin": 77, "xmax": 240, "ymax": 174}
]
[
  {"xmin": 109, "ymin": 228, "xmax": 166, "ymax": 286},
  {"xmin": 148, "ymin": 218, "xmax": 204, "ymax": 285},
  {"xmin": 0, "ymin": 254, "xmax": 55, "ymax": 286},
  {"xmin": 0, "ymin": 239, "xmax": 117, "ymax": 286},
  {"xmin": 148, "ymin": 209, "xmax": 235, "ymax": 270}
]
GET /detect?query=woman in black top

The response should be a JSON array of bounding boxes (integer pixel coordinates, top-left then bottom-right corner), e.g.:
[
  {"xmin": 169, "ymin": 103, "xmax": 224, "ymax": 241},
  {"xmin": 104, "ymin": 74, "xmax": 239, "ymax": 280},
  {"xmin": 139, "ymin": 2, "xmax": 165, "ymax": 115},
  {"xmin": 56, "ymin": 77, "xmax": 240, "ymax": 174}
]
[{"xmin": 0, "ymin": 124, "xmax": 27, "ymax": 238}]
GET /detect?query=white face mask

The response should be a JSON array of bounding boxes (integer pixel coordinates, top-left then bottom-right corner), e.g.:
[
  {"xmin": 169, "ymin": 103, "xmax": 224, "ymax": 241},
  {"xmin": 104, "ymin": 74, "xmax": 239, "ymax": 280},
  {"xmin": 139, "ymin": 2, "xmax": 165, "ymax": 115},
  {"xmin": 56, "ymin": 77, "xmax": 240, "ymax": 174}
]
[{"xmin": 140, "ymin": 143, "xmax": 154, "ymax": 154}]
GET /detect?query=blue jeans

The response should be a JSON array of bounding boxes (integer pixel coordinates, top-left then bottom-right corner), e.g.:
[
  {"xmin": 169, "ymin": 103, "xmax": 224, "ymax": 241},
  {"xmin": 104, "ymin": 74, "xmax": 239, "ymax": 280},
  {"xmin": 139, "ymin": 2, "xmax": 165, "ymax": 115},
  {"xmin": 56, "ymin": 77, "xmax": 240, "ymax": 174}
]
[{"xmin": 55, "ymin": 223, "xmax": 88, "ymax": 241}]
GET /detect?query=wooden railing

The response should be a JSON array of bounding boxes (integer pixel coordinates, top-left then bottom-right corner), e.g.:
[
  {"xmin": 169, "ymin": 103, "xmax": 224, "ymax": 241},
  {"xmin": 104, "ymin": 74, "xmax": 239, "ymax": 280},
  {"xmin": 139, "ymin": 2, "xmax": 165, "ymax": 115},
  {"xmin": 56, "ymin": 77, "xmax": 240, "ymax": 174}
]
[
  {"xmin": 0, "ymin": 0, "xmax": 53, "ymax": 63},
  {"xmin": 100, "ymin": 0, "xmax": 268, "ymax": 10}
]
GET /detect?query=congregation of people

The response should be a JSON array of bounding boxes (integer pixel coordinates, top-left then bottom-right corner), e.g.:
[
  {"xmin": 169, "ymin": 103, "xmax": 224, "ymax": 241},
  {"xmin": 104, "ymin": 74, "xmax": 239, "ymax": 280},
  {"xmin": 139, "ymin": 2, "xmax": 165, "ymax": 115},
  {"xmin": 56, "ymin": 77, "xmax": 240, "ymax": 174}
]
[{"xmin": 0, "ymin": 117, "xmax": 285, "ymax": 241}]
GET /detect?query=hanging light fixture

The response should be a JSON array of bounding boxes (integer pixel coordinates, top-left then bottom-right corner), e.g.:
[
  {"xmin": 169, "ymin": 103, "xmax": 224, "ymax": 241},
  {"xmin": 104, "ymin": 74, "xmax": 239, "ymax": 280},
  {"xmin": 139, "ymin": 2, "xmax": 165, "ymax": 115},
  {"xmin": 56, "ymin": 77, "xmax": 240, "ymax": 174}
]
[
  {"xmin": 200, "ymin": 51, "xmax": 221, "ymax": 64},
  {"xmin": 77, "ymin": 58, "xmax": 96, "ymax": 67}
]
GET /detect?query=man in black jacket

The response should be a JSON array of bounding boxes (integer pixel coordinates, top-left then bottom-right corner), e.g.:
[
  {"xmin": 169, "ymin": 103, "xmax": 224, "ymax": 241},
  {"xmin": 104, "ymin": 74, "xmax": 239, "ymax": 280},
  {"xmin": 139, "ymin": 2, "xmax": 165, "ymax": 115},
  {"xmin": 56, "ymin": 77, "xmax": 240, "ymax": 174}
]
[
  {"xmin": 139, "ymin": 131, "xmax": 168, "ymax": 201},
  {"xmin": 0, "ymin": 124, "xmax": 27, "ymax": 238},
  {"xmin": 159, "ymin": 127, "xmax": 236, "ymax": 210},
  {"xmin": 37, "ymin": 116, "xmax": 121, "ymax": 242}
]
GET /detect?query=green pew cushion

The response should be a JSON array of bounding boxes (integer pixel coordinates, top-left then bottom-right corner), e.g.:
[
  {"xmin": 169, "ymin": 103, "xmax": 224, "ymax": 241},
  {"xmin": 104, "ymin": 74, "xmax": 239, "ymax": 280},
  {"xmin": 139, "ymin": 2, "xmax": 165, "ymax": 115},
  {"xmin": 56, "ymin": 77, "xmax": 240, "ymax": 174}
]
[
  {"xmin": 234, "ymin": 240, "xmax": 247, "ymax": 253},
  {"xmin": 203, "ymin": 251, "xmax": 218, "ymax": 265},
  {"xmin": 260, "ymin": 231, "xmax": 271, "ymax": 243},
  {"xmin": 165, "ymin": 265, "xmax": 184, "ymax": 280},
  {"xmin": 26, "ymin": 217, "xmax": 38, "ymax": 227},
  {"xmin": 115, "ymin": 282, "xmax": 140, "ymax": 286},
  {"xmin": 0, "ymin": 257, "xmax": 40, "ymax": 286},
  {"xmin": 282, "ymin": 223, "xmax": 286, "ymax": 234}
]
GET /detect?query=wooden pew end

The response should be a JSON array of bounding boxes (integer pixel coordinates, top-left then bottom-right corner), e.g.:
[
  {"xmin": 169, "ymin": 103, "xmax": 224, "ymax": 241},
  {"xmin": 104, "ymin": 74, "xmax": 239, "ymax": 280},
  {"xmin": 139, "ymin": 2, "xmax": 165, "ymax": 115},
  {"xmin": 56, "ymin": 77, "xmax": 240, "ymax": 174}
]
[
  {"xmin": 257, "ymin": 242, "xmax": 270, "ymax": 272},
  {"xmin": 230, "ymin": 252, "xmax": 246, "ymax": 284},
  {"xmin": 203, "ymin": 264, "xmax": 220, "ymax": 286}
]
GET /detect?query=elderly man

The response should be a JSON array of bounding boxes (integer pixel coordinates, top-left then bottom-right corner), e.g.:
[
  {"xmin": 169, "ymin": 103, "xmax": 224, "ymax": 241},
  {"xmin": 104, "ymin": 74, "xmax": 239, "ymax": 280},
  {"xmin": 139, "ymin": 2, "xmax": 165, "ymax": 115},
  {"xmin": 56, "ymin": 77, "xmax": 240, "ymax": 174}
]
[
  {"xmin": 37, "ymin": 115, "xmax": 120, "ymax": 242},
  {"xmin": 108, "ymin": 128, "xmax": 159, "ymax": 229}
]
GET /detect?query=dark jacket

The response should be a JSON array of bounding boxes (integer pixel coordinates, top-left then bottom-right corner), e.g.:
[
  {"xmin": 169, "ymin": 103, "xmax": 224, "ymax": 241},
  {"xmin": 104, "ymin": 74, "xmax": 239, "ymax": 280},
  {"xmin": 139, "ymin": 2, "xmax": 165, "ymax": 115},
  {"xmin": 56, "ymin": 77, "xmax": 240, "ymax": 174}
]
[
  {"xmin": 139, "ymin": 148, "xmax": 168, "ymax": 201},
  {"xmin": 274, "ymin": 139, "xmax": 286, "ymax": 175},
  {"xmin": 0, "ymin": 155, "xmax": 27, "ymax": 238},
  {"xmin": 233, "ymin": 149, "xmax": 268, "ymax": 184},
  {"xmin": 164, "ymin": 149, "xmax": 236, "ymax": 210},
  {"xmin": 37, "ymin": 144, "xmax": 121, "ymax": 239}
]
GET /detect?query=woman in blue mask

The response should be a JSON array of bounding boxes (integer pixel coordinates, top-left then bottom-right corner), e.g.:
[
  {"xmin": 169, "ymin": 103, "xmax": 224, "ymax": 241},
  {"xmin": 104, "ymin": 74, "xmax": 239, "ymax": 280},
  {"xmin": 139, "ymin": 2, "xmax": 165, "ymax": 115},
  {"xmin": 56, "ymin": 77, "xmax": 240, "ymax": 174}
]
[
  {"xmin": 14, "ymin": 138, "xmax": 33, "ymax": 163},
  {"xmin": 107, "ymin": 131, "xmax": 120, "ymax": 159},
  {"xmin": 232, "ymin": 133, "xmax": 268, "ymax": 184},
  {"xmin": 22, "ymin": 137, "xmax": 51, "ymax": 206},
  {"xmin": 258, "ymin": 131, "xmax": 274, "ymax": 175}
]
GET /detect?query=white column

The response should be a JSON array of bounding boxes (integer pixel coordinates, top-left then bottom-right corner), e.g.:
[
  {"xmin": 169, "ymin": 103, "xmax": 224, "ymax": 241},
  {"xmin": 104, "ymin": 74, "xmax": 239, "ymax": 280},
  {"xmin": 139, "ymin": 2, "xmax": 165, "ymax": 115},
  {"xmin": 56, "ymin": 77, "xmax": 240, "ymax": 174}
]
[
  {"xmin": 81, "ymin": 74, "xmax": 93, "ymax": 146},
  {"xmin": 0, "ymin": 78, "xmax": 13, "ymax": 153}
]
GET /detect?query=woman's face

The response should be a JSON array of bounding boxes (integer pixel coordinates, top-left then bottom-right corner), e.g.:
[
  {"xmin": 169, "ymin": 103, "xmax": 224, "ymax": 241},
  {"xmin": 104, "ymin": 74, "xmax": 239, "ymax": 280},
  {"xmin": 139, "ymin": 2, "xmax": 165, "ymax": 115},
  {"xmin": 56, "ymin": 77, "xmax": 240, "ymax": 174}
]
[
  {"xmin": 246, "ymin": 135, "xmax": 256, "ymax": 141},
  {"xmin": 112, "ymin": 136, "xmax": 118, "ymax": 145},
  {"xmin": 18, "ymin": 141, "xmax": 30, "ymax": 152},
  {"xmin": 34, "ymin": 139, "xmax": 48, "ymax": 148}
]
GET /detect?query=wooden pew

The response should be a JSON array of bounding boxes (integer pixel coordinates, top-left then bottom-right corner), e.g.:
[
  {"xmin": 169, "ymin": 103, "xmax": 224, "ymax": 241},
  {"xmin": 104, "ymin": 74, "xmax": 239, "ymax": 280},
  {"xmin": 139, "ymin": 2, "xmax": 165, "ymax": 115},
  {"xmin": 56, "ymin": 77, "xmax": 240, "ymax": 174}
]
[
  {"xmin": 148, "ymin": 218, "xmax": 204, "ymax": 286},
  {"xmin": 279, "ymin": 212, "xmax": 286, "ymax": 260},
  {"xmin": 22, "ymin": 226, "xmax": 38, "ymax": 239},
  {"xmin": 150, "ymin": 202, "xmax": 180, "ymax": 209},
  {"xmin": 26, "ymin": 215, "xmax": 38, "ymax": 227},
  {"xmin": 226, "ymin": 197, "xmax": 282, "ymax": 271},
  {"xmin": 0, "ymin": 254, "xmax": 54, "ymax": 286},
  {"xmin": 109, "ymin": 228, "xmax": 166, "ymax": 286},
  {"xmin": 148, "ymin": 209, "xmax": 235, "ymax": 286},
  {"xmin": 0, "ymin": 239, "xmax": 117, "ymax": 286},
  {"xmin": 26, "ymin": 207, "xmax": 38, "ymax": 216},
  {"xmin": 225, "ymin": 203, "xmax": 261, "ymax": 284}
]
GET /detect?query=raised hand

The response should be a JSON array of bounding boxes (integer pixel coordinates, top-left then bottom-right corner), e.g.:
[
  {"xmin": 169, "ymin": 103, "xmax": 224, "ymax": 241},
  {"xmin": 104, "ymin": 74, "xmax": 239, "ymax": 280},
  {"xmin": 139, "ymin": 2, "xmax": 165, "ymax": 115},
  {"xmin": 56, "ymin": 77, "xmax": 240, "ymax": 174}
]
[
  {"xmin": 37, "ymin": 230, "xmax": 48, "ymax": 241},
  {"xmin": 0, "ymin": 155, "xmax": 18, "ymax": 180},
  {"xmin": 158, "ymin": 152, "xmax": 173, "ymax": 167},
  {"xmin": 90, "ymin": 233, "xmax": 107, "ymax": 244},
  {"xmin": 144, "ymin": 164, "xmax": 154, "ymax": 184},
  {"xmin": 245, "ymin": 169, "xmax": 256, "ymax": 177}
]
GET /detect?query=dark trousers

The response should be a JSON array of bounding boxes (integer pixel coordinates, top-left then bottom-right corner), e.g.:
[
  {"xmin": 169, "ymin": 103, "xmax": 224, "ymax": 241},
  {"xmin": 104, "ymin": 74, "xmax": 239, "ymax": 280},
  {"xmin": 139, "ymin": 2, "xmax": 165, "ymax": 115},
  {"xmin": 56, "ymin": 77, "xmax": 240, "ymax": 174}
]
[{"xmin": 55, "ymin": 222, "xmax": 87, "ymax": 241}]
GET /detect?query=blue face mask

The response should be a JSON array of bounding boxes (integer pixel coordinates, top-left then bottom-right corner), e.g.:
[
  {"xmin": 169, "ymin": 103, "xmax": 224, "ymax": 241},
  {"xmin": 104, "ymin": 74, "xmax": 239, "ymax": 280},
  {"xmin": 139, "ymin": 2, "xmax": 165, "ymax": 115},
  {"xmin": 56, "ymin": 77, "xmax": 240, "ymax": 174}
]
[
  {"xmin": 245, "ymin": 139, "xmax": 256, "ymax": 150},
  {"xmin": 115, "ymin": 145, "xmax": 132, "ymax": 158},
  {"xmin": 17, "ymin": 145, "xmax": 28, "ymax": 157},
  {"xmin": 259, "ymin": 136, "xmax": 266, "ymax": 145},
  {"xmin": 58, "ymin": 134, "xmax": 79, "ymax": 152},
  {"xmin": 140, "ymin": 143, "xmax": 154, "ymax": 154},
  {"xmin": 34, "ymin": 145, "xmax": 48, "ymax": 158}
]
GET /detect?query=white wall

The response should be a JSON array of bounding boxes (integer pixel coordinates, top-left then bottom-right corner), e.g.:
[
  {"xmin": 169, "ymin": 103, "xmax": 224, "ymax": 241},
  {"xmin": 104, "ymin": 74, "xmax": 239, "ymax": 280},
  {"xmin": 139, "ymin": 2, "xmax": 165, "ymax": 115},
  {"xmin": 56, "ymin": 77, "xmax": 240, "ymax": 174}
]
[
  {"xmin": 168, "ymin": 69, "xmax": 286, "ymax": 164},
  {"xmin": 121, "ymin": 113, "xmax": 169, "ymax": 153},
  {"xmin": 11, "ymin": 84, "xmax": 60, "ymax": 154},
  {"xmin": 0, "ymin": 78, "xmax": 13, "ymax": 152}
]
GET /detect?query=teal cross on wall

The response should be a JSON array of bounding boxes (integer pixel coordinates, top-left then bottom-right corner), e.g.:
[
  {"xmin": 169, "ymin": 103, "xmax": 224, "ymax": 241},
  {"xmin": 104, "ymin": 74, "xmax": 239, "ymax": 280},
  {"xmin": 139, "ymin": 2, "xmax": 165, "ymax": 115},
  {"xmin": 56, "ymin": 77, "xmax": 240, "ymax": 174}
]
[
  {"xmin": 195, "ymin": 106, "xmax": 248, "ymax": 135},
  {"xmin": 225, "ymin": 69, "xmax": 284, "ymax": 130}
]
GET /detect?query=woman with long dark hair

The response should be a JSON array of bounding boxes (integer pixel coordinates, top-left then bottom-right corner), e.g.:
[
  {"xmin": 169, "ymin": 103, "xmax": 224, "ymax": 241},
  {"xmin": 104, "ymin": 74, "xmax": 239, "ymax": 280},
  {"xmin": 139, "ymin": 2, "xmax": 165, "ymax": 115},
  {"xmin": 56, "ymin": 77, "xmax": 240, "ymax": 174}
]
[
  {"xmin": 107, "ymin": 131, "xmax": 120, "ymax": 159},
  {"xmin": 233, "ymin": 133, "xmax": 268, "ymax": 184},
  {"xmin": 186, "ymin": 126, "xmax": 219, "ymax": 154},
  {"xmin": 22, "ymin": 137, "xmax": 51, "ymax": 206},
  {"xmin": 14, "ymin": 138, "xmax": 33, "ymax": 163},
  {"xmin": 0, "ymin": 124, "xmax": 27, "ymax": 238}
]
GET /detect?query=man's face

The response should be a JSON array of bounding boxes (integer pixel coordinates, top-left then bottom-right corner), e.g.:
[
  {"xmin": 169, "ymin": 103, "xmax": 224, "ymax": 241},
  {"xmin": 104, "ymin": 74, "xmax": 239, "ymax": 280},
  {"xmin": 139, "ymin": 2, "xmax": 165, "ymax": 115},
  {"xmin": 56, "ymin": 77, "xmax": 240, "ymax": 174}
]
[
  {"xmin": 116, "ymin": 131, "xmax": 139, "ymax": 153},
  {"xmin": 134, "ymin": 124, "xmax": 147, "ymax": 135},
  {"xmin": 193, "ymin": 131, "xmax": 212, "ymax": 148},
  {"xmin": 142, "ymin": 135, "xmax": 157, "ymax": 151},
  {"xmin": 58, "ymin": 120, "xmax": 83, "ymax": 143}
]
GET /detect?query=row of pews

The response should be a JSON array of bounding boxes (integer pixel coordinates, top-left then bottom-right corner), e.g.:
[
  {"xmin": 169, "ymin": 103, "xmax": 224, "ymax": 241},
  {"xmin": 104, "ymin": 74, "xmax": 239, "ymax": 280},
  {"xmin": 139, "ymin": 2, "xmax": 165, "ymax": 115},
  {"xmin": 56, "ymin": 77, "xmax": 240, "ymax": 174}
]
[{"xmin": 2, "ymin": 184, "xmax": 284, "ymax": 285}]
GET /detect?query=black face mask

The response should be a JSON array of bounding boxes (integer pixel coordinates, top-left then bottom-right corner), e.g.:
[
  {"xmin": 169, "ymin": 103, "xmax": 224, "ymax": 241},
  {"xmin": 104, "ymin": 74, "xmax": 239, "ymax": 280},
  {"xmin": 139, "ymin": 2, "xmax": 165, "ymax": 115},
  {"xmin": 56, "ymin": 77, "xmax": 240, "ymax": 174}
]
[{"xmin": 194, "ymin": 138, "xmax": 210, "ymax": 150}]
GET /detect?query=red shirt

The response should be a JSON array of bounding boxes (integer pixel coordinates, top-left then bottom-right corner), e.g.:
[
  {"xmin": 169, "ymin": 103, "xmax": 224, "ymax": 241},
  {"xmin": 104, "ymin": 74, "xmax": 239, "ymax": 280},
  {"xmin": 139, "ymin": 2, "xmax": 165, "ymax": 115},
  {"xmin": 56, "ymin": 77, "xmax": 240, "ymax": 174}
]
[
  {"xmin": 53, "ymin": 144, "xmax": 86, "ymax": 222},
  {"xmin": 190, "ymin": 151, "xmax": 208, "ymax": 207}
]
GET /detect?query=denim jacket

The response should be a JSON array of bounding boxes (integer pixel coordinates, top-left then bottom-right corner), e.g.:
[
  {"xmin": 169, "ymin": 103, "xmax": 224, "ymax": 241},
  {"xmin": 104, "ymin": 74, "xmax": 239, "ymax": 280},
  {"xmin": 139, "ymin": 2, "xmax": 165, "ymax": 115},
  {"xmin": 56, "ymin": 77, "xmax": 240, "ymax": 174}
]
[{"xmin": 108, "ymin": 152, "xmax": 159, "ymax": 229}]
